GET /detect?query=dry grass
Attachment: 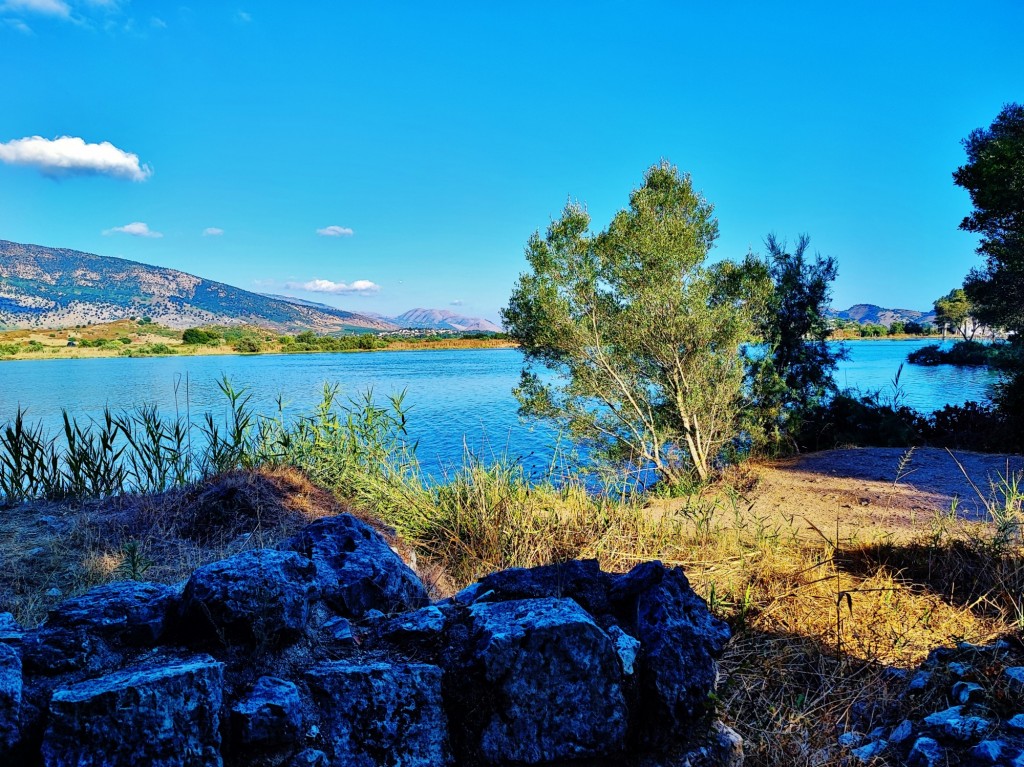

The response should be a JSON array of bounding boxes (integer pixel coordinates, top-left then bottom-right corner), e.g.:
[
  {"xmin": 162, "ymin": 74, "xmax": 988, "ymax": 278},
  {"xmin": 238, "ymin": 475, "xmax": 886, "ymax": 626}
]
[
  {"xmin": 2, "ymin": 455, "xmax": 1021, "ymax": 766},
  {"xmin": 0, "ymin": 466, "xmax": 374, "ymax": 625}
]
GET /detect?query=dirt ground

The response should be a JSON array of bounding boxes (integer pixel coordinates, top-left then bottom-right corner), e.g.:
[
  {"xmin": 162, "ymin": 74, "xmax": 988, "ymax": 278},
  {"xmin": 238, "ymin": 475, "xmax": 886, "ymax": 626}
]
[{"xmin": 736, "ymin": 447, "xmax": 1024, "ymax": 543}]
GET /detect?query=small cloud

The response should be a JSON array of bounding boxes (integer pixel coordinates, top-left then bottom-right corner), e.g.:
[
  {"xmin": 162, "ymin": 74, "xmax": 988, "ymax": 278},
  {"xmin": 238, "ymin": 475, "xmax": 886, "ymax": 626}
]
[
  {"xmin": 103, "ymin": 221, "xmax": 162, "ymax": 238},
  {"xmin": 202, "ymin": 227, "xmax": 224, "ymax": 237},
  {"xmin": 150, "ymin": 16, "xmax": 166, "ymax": 28},
  {"xmin": 316, "ymin": 225, "xmax": 354, "ymax": 237},
  {"xmin": 285, "ymin": 278, "xmax": 380, "ymax": 295},
  {"xmin": 0, "ymin": 135, "xmax": 151, "ymax": 181},
  {"xmin": 5, "ymin": 17, "xmax": 33, "ymax": 32},
  {"xmin": 236, "ymin": 9, "xmax": 251, "ymax": 22},
  {"xmin": 1, "ymin": 0, "xmax": 70, "ymax": 18},
  {"xmin": 450, "ymin": 299, "xmax": 465, "ymax": 306}
]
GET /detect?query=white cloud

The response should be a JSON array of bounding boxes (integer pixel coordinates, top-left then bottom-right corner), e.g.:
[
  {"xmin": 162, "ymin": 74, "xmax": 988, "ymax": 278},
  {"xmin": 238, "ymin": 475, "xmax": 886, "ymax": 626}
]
[
  {"xmin": 1, "ymin": 0, "xmax": 70, "ymax": 18},
  {"xmin": 286, "ymin": 279, "xmax": 380, "ymax": 295},
  {"xmin": 103, "ymin": 221, "xmax": 162, "ymax": 238},
  {"xmin": 202, "ymin": 227, "xmax": 224, "ymax": 237},
  {"xmin": 0, "ymin": 135, "xmax": 151, "ymax": 181},
  {"xmin": 450, "ymin": 299, "xmax": 465, "ymax": 306},
  {"xmin": 5, "ymin": 17, "xmax": 32, "ymax": 32},
  {"xmin": 316, "ymin": 225, "xmax": 354, "ymax": 237},
  {"xmin": 236, "ymin": 10, "xmax": 251, "ymax": 22}
]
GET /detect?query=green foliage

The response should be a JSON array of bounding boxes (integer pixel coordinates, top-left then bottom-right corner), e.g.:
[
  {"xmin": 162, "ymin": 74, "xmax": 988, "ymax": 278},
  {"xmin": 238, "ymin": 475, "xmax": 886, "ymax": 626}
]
[
  {"xmin": 888, "ymin": 321, "xmax": 905, "ymax": 336},
  {"xmin": 0, "ymin": 343, "xmax": 18, "ymax": 356},
  {"xmin": 956, "ymin": 103, "xmax": 1024, "ymax": 337},
  {"xmin": 502, "ymin": 162, "xmax": 768, "ymax": 484},
  {"xmin": 907, "ymin": 341, "xmax": 1021, "ymax": 370},
  {"xmin": 182, "ymin": 328, "xmax": 220, "ymax": 345},
  {"xmin": 858, "ymin": 324, "xmax": 885, "ymax": 337},
  {"xmin": 25, "ymin": 340, "xmax": 44, "ymax": 352},
  {"xmin": 233, "ymin": 337, "xmax": 262, "ymax": 353},
  {"xmin": 281, "ymin": 331, "xmax": 386, "ymax": 352},
  {"xmin": 120, "ymin": 343, "xmax": 176, "ymax": 357},
  {"xmin": 747, "ymin": 234, "xmax": 845, "ymax": 452},
  {"xmin": 933, "ymin": 288, "xmax": 977, "ymax": 341}
]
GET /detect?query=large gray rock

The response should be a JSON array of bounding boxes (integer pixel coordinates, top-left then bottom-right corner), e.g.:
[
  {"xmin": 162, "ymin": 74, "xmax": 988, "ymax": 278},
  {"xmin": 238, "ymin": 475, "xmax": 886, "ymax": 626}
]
[
  {"xmin": 283, "ymin": 515, "xmax": 427, "ymax": 618},
  {"xmin": 305, "ymin": 660, "xmax": 450, "ymax": 767},
  {"xmin": 0, "ymin": 613, "xmax": 23, "ymax": 647},
  {"xmin": 453, "ymin": 597, "xmax": 629, "ymax": 764},
  {"xmin": 0, "ymin": 643, "xmax": 21, "ymax": 754},
  {"xmin": 180, "ymin": 549, "xmax": 317, "ymax": 645},
  {"xmin": 229, "ymin": 675, "xmax": 302, "ymax": 749},
  {"xmin": 42, "ymin": 655, "xmax": 224, "ymax": 767},
  {"xmin": 44, "ymin": 581, "xmax": 177, "ymax": 646},
  {"xmin": 611, "ymin": 562, "xmax": 730, "ymax": 733}
]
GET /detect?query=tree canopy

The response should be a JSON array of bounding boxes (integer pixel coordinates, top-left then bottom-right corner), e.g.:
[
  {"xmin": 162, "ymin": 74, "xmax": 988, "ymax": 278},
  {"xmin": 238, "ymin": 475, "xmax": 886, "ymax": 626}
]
[
  {"xmin": 955, "ymin": 103, "xmax": 1024, "ymax": 335},
  {"xmin": 748, "ymin": 234, "xmax": 844, "ymax": 449},
  {"xmin": 933, "ymin": 288, "xmax": 978, "ymax": 342},
  {"xmin": 502, "ymin": 163, "xmax": 767, "ymax": 484}
]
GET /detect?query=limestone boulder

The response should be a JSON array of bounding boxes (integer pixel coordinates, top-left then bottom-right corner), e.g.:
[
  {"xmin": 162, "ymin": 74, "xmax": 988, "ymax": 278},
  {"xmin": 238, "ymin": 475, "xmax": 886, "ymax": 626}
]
[
  {"xmin": 283, "ymin": 515, "xmax": 427, "ymax": 618},
  {"xmin": 180, "ymin": 549, "xmax": 317, "ymax": 646},
  {"xmin": 305, "ymin": 660, "xmax": 450, "ymax": 767},
  {"xmin": 41, "ymin": 655, "xmax": 223, "ymax": 767}
]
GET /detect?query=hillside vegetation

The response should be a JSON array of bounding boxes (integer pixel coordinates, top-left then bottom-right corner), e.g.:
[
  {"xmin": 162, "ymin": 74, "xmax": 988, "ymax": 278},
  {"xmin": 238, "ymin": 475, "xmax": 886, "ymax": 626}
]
[{"xmin": 0, "ymin": 239, "xmax": 394, "ymax": 332}]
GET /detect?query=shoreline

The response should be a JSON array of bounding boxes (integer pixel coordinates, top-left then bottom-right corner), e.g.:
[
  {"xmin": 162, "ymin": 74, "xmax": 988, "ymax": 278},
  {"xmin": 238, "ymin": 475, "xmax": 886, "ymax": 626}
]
[{"xmin": 0, "ymin": 337, "xmax": 519, "ymax": 363}]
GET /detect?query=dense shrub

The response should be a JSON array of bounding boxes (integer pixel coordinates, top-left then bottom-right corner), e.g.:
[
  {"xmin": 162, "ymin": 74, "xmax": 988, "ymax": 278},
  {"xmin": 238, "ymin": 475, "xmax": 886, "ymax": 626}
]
[
  {"xmin": 182, "ymin": 328, "xmax": 220, "ymax": 345},
  {"xmin": 907, "ymin": 340, "xmax": 1021, "ymax": 370}
]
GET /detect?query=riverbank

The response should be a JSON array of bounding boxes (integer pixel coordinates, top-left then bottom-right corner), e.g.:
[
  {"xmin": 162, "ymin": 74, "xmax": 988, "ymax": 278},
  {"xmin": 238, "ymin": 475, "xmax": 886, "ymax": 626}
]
[
  {"xmin": 2, "ymin": 446, "xmax": 1021, "ymax": 766},
  {"xmin": 0, "ymin": 319, "xmax": 515, "ymax": 361}
]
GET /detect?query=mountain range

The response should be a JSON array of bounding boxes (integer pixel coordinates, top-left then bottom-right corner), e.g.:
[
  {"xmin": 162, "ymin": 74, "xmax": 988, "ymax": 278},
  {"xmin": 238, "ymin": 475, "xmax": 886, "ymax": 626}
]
[
  {"xmin": 0, "ymin": 240, "xmax": 502, "ymax": 333},
  {"xmin": 827, "ymin": 304, "xmax": 937, "ymax": 327}
]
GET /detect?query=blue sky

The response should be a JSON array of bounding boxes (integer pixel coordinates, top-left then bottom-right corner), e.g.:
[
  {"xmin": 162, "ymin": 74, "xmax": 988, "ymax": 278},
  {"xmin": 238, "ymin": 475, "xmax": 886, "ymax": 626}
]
[{"xmin": 1, "ymin": 2, "xmax": 1022, "ymax": 323}]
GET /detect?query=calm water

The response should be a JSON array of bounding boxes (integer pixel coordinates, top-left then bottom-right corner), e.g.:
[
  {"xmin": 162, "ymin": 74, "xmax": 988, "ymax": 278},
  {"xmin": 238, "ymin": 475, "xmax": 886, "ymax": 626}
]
[{"xmin": 0, "ymin": 341, "xmax": 1000, "ymax": 475}]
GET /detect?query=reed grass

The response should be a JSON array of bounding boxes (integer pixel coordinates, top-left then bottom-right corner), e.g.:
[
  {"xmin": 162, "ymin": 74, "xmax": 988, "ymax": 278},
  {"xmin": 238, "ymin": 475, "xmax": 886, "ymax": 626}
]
[{"xmin": 2, "ymin": 380, "xmax": 1023, "ymax": 766}]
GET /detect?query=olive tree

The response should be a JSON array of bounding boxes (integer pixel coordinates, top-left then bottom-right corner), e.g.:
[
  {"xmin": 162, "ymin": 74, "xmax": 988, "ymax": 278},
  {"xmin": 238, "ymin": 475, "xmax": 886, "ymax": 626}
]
[{"xmin": 502, "ymin": 163, "xmax": 767, "ymax": 484}]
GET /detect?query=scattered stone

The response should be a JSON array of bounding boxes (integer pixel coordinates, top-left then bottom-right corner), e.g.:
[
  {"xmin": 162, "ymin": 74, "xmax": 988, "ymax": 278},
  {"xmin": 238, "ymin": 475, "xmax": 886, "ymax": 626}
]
[
  {"xmin": 44, "ymin": 581, "xmax": 177, "ymax": 646},
  {"xmin": 948, "ymin": 661, "xmax": 970, "ymax": 677},
  {"xmin": 607, "ymin": 624, "xmax": 640, "ymax": 675},
  {"xmin": 907, "ymin": 671, "xmax": 932, "ymax": 694},
  {"xmin": 1007, "ymin": 713, "xmax": 1024, "ymax": 731},
  {"xmin": 230, "ymin": 676, "xmax": 301, "ymax": 749},
  {"xmin": 0, "ymin": 643, "xmax": 21, "ymax": 753},
  {"xmin": 45, "ymin": 588, "xmax": 62, "ymax": 599},
  {"xmin": 180, "ymin": 548, "xmax": 317, "ymax": 645},
  {"xmin": 290, "ymin": 749, "xmax": 328, "ymax": 767},
  {"xmin": 0, "ymin": 613, "xmax": 23, "ymax": 647},
  {"xmin": 42, "ymin": 655, "xmax": 223, "ymax": 767},
  {"xmin": 889, "ymin": 719, "xmax": 914, "ymax": 746},
  {"xmin": 453, "ymin": 597, "xmax": 628, "ymax": 763},
  {"xmin": 284, "ymin": 515, "xmax": 428, "ymax": 618},
  {"xmin": 850, "ymin": 739, "xmax": 888, "ymax": 763},
  {"xmin": 953, "ymin": 680, "xmax": 985, "ymax": 705},
  {"xmin": 1006, "ymin": 667, "xmax": 1024, "ymax": 696},
  {"xmin": 838, "ymin": 731, "xmax": 864, "ymax": 748},
  {"xmin": 321, "ymin": 616, "xmax": 355, "ymax": 647},
  {"xmin": 306, "ymin": 660, "xmax": 449, "ymax": 767},
  {"xmin": 373, "ymin": 605, "xmax": 446, "ymax": 643},
  {"xmin": 969, "ymin": 739, "xmax": 1003, "ymax": 764},
  {"xmin": 923, "ymin": 705, "xmax": 993, "ymax": 742},
  {"xmin": 908, "ymin": 736, "xmax": 945, "ymax": 767}
]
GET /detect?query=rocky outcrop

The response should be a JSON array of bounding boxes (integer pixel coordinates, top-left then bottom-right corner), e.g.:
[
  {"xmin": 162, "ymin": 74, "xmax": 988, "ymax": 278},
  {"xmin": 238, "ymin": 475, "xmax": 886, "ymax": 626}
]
[{"xmin": 0, "ymin": 513, "xmax": 736, "ymax": 766}]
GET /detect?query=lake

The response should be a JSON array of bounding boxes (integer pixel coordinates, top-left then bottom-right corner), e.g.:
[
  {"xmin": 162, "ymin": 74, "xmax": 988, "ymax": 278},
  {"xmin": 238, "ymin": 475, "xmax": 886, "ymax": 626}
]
[{"xmin": 0, "ymin": 340, "xmax": 1001, "ymax": 478}]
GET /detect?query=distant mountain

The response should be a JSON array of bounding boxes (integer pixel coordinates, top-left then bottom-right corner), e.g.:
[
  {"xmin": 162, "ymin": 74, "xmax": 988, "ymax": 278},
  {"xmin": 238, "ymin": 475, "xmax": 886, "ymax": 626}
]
[
  {"xmin": 828, "ymin": 304, "xmax": 937, "ymax": 327},
  {"xmin": 267, "ymin": 299, "xmax": 502, "ymax": 333},
  {"xmin": 0, "ymin": 240, "xmax": 393, "ymax": 332},
  {"xmin": 390, "ymin": 308, "xmax": 503, "ymax": 333}
]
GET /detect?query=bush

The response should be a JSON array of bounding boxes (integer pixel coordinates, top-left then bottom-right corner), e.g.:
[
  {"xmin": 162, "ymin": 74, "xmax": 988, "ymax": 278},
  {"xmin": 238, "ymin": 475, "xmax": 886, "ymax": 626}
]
[
  {"xmin": 233, "ymin": 337, "xmax": 262, "ymax": 353},
  {"xmin": 182, "ymin": 328, "xmax": 219, "ymax": 345}
]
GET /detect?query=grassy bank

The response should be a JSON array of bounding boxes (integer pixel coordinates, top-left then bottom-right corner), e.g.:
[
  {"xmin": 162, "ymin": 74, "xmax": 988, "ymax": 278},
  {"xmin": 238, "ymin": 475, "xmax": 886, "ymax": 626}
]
[
  {"xmin": 0, "ymin": 319, "xmax": 515, "ymax": 361},
  {"xmin": 1, "ymin": 389, "xmax": 1022, "ymax": 765}
]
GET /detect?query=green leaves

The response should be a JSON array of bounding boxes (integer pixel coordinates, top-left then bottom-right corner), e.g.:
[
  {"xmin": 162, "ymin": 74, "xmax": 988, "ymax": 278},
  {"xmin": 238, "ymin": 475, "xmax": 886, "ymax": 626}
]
[{"xmin": 503, "ymin": 162, "xmax": 762, "ymax": 484}]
